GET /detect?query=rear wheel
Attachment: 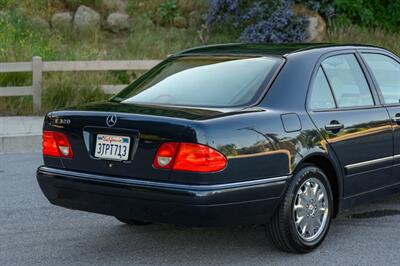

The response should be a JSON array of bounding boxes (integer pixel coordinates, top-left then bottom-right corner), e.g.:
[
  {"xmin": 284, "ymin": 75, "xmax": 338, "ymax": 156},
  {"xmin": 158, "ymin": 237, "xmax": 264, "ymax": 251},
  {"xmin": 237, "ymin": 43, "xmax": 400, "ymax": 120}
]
[
  {"xmin": 267, "ymin": 164, "xmax": 333, "ymax": 253},
  {"xmin": 115, "ymin": 217, "xmax": 152, "ymax": 226}
]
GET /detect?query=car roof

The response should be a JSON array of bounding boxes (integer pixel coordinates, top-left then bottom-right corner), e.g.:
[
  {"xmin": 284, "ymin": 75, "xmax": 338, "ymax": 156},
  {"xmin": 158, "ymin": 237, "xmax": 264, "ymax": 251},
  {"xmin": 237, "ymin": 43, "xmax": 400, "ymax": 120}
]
[{"xmin": 175, "ymin": 43, "xmax": 386, "ymax": 57}]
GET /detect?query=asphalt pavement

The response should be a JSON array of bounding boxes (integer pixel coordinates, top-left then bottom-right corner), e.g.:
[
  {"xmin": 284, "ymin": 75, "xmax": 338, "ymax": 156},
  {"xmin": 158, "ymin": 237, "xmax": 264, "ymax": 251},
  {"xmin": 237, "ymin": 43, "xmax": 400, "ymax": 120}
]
[{"xmin": 1, "ymin": 152, "xmax": 400, "ymax": 265}]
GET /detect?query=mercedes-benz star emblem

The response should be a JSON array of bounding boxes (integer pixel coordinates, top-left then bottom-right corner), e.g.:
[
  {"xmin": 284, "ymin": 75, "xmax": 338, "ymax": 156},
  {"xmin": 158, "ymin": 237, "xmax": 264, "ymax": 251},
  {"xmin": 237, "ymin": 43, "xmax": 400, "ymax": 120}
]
[{"xmin": 106, "ymin": 114, "xmax": 117, "ymax": 127}]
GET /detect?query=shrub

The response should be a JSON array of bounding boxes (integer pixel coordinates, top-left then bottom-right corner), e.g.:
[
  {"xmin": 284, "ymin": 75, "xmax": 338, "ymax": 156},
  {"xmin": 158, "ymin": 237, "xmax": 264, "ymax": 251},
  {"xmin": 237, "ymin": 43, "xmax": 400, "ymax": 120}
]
[
  {"xmin": 155, "ymin": 0, "xmax": 181, "ymax": 26},
  {"xmin": 240, "ymin": 1, "xmax": 308, "ymax": 43},
  {"xmin": 205, "ymin": 0, "xmax": 400, "ymax": 42},
  {"xmin": 205, "ymin": 0, "xmax": 309, "ymax": 43},
  {"xmin": 334, "ymin": 0, "xmax": 400, "ymax": 32}
]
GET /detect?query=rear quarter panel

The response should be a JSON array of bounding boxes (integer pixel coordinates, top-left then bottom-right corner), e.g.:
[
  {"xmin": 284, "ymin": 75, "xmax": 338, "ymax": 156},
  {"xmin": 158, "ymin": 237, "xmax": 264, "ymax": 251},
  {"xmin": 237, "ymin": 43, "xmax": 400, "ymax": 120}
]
[{"xmin": 172, "ymin": 109, "xmax": 308, "ymax": 184}]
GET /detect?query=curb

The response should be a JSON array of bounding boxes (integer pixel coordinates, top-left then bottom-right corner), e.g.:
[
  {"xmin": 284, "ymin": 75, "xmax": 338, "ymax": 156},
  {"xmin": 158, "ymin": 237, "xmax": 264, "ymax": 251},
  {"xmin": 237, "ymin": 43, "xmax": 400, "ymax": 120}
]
[
  {"xmin": 0, "ymin": 134, "xmax": 42, "ymax": 154},
  {"xmin": 0, "ymin": 116, "xmax": 43, "ymax": 154}
]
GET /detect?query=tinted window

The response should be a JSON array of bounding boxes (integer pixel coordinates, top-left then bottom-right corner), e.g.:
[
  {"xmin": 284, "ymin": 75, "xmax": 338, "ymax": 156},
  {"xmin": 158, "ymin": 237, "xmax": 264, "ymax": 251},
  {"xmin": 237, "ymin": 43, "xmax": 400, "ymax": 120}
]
[
  {"xmin": 114, "ymin": 56, "xmax": 282, "ymax": 107},
  {"xmin": 310, "ymin": 68, "xmax": 336, "ymax": 109},
  {"xmin": 362, "ymin": 53, "xmax": 400, "ymax": 104},
  {"xmin": 322, "ymin": 54, "xmax": 374, "ymax": 108}
]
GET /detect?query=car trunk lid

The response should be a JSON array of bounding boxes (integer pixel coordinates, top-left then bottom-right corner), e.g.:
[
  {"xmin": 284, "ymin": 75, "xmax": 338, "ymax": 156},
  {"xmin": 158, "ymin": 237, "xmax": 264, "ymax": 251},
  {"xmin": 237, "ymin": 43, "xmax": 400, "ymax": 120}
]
[{"xmin": 43, "ymin": 101, "xmax": 225, "ymax": 181}]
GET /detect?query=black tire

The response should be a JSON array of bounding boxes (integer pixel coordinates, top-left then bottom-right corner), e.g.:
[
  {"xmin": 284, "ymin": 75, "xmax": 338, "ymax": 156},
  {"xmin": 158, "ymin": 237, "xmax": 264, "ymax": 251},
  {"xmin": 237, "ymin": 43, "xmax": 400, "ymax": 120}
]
[
  {"xmin": 115, "ymin": 217, "xmax": 152, "ymax": 226},
  {"xmin": 267, "ymin": 164, "xmax": 333, "ymax": 253}
]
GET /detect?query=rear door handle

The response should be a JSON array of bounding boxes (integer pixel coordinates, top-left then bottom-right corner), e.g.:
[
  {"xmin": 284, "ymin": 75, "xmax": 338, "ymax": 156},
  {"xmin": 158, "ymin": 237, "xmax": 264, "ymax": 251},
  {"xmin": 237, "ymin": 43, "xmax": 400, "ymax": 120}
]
[
  {"xmin": 325, "ymin": 121, "xmax": 344, "ymax": 131},
  {"xmin": 392, "ymin": 114, "xmax": 400, "ymax": 124}
]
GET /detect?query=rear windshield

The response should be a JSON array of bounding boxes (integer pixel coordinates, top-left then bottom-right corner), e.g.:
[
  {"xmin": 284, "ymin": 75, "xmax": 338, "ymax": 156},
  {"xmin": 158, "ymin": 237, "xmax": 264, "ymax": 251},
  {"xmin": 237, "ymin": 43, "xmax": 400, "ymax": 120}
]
[{"xmin": 113, "ymin": 56, "xmax": 282, "ymax": 108}]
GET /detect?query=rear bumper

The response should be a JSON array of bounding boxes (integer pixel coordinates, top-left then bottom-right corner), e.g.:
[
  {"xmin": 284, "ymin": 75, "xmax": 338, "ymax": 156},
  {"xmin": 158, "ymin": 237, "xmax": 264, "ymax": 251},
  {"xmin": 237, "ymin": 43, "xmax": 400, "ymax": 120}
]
[{"xmin": 36, "ymin": 166, "xmax": 289, "ymax": 226}]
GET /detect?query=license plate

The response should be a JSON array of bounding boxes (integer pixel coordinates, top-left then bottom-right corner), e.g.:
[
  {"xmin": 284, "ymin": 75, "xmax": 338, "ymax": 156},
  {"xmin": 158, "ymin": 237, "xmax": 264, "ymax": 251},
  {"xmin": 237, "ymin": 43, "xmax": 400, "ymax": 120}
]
[{"xmin": 94, "ymin": 134, "xmax": 130, "ymax": 161}]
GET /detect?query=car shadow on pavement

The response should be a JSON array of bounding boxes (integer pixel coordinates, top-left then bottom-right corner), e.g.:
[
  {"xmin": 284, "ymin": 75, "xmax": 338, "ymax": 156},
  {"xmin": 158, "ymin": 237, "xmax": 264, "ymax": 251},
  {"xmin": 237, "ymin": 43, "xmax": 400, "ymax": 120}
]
[{"xmin": 69, "ymin": 194, "xmax": 400, "ymax": 262}]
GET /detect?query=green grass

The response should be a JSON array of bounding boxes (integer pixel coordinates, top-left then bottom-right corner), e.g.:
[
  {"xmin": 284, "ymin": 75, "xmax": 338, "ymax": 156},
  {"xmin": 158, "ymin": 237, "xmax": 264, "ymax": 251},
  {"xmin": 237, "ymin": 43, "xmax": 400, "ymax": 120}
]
[{"xmin": 325, "ymin": 25, "xmax": 400, "ymax": 55}]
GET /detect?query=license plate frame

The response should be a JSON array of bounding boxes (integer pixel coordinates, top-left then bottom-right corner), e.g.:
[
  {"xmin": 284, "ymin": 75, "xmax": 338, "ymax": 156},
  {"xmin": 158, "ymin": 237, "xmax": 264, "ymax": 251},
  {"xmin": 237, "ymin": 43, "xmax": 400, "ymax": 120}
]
[{"xmin": 94, "ymin": 134, "xmax": 131, "ymax": 161}]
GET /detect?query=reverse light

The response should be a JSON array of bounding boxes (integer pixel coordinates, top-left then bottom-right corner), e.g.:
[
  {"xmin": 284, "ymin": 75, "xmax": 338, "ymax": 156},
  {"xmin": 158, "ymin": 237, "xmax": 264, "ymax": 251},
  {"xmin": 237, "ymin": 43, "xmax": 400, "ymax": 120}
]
[
  {"xmin": 153, "ymin": 142, "xmax": 179, "ymax": 169},
  {"xmin": 42, "ymin": 131, "xmax": 73, "ymax": 158},
  {"xmin": 153, "ymin": 142, "xmax": 227, "ymax": 172}
]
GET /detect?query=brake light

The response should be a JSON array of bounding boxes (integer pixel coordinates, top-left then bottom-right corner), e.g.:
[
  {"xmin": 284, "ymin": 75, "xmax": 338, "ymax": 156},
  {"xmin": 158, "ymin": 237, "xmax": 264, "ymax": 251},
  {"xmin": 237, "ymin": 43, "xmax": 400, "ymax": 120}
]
[
  {"xmin": 42, "ymin": 131, "xmax": 73, "ymax": 158},
  {"xmin": 153, "ymin": 142, "xmax": 227, "ymax": 172}
]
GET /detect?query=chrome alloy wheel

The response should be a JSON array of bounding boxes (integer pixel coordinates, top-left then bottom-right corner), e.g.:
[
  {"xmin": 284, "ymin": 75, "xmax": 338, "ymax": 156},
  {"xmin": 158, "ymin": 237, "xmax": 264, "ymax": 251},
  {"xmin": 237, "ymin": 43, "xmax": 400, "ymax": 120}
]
[{"xmin": 293, "ymin": 177, "xmax": 329, "ymax": 242}]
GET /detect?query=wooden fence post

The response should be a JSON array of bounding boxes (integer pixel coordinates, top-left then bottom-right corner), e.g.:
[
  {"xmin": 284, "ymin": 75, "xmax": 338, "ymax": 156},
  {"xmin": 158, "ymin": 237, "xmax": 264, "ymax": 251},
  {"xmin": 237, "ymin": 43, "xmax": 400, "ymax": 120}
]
[{"xmin": 32, "ymin": 56, "xmax": 42, "ymax": 113}]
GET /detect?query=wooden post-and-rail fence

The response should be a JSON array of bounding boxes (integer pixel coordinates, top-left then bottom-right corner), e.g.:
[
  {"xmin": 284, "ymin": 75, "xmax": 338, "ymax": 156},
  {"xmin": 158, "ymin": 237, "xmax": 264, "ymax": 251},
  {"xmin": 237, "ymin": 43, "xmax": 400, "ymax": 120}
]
[{"xmin": 0, "ymin": 56, "xmax": 162, "ymax": 112}]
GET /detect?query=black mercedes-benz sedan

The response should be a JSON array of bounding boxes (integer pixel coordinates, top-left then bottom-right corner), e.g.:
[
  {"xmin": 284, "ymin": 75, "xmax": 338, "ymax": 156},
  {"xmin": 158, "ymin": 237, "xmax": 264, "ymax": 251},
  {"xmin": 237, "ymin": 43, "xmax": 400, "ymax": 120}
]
[{"xmin": 37, "ymin": 43, "xmax": 400, "ymax": 253}]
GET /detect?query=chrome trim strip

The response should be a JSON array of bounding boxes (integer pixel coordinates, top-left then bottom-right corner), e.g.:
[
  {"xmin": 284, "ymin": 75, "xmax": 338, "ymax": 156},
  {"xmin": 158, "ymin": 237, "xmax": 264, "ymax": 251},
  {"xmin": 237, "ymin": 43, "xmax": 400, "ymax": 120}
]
[
  {"xmin": 38, "ymin": 166, "xmax": 290, "ymax": 191},
  {"xmin": 345, "ymin": 155, "xmax": 394, "ymax": 170}
]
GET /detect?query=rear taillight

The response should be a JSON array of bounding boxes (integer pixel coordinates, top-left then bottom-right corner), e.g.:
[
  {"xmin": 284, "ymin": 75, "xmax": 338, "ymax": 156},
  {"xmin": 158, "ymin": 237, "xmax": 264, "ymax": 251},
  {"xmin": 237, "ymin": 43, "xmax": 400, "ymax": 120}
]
[
  {"xmin": 153, "ymin": 142, "xmax": 227, "ymax": 172},
  {"xmin": 42, "ymin": 131, "xmax": 73, "ymax": 158}
]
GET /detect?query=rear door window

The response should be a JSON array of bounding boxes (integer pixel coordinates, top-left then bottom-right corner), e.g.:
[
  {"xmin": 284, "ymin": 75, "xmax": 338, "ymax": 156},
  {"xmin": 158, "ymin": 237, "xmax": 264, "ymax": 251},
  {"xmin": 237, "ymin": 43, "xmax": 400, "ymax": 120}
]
[
  {"xmin": 362, "ymin": 53, "xmax": 400, "ymax": 104},
  {"xmin": 309, "ymin": 67, "xmax": 336, "ymax": 110},
  {"xmin": 321, "ymin": 54, "xmax": 374, "ymax": 108}
]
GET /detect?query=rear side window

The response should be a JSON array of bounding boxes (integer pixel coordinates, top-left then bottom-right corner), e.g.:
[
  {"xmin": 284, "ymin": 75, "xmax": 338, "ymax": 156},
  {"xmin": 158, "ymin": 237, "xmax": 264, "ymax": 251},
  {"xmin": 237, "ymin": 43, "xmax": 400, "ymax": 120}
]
[
  {"xmin": 362, "ymin": 53, "xmax": 400, "ymax": 104},
  {"xmin": 310, "ymin": 68, "xmax": 336, "ymax": 110},
  {"xmin": 322, "ymin": 54, "xmax": 374, "ymax": 108},
  {"xmin": 113, "ymin": 56, "xmax": 282, "ymax": 108}
]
